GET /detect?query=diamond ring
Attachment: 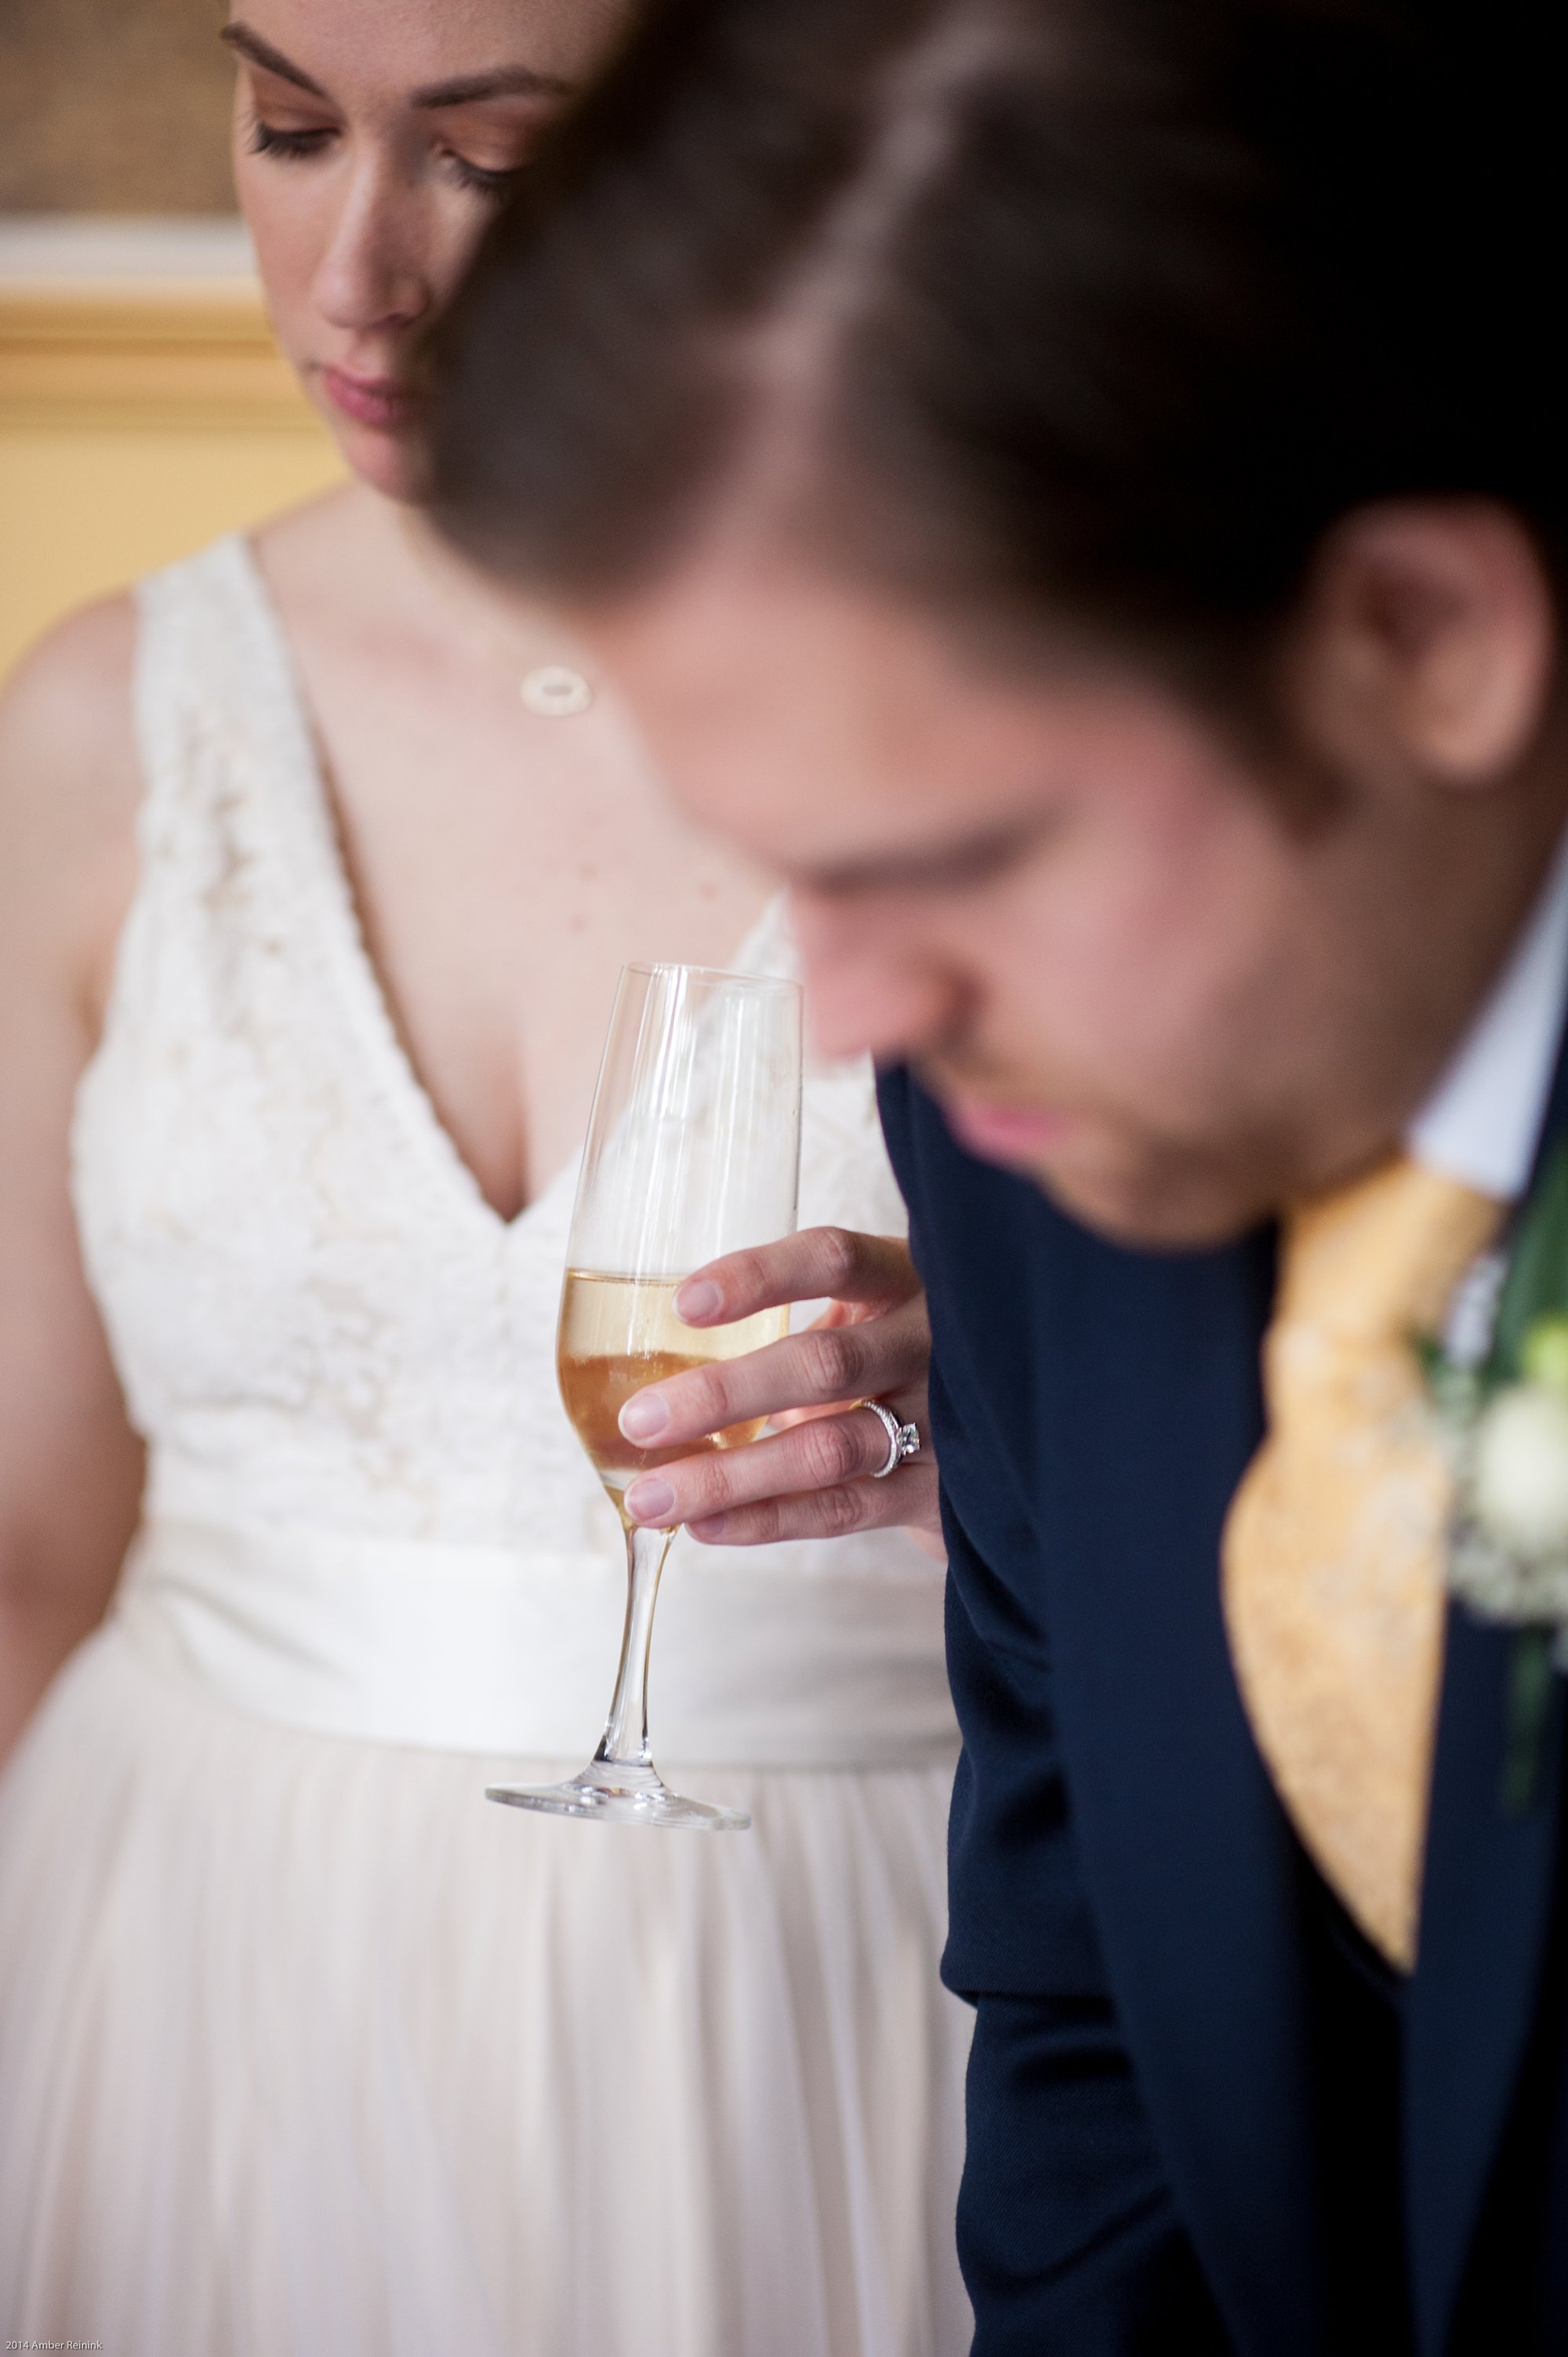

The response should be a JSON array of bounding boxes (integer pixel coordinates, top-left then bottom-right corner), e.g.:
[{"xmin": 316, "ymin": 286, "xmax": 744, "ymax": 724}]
[{"xmin": 856, "ymin": 1398, "xmax": 923, "ymax": 1479}]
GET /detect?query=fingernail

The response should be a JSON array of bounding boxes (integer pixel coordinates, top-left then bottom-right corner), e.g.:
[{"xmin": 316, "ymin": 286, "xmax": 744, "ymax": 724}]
[
  {"xmin": 688, "ymin": 1513, "xmax": 728, "ymax": 1542},
  {"xmin": 675, "ymin": 1278, "xmax": 723, "ymax": 1323},
  {"xmin": 619, "ymin": 1394, "xmax": 669, "ymax": 1442},
  {"xmin": 625, "ymin": 1477, "xmax": 676, "ymax": 1524}
]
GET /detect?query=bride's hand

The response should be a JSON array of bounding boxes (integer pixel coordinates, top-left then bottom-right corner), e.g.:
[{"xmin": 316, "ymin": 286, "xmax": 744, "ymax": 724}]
[{"xmin": 616, "ymin": 1229, "xmax": 941, "ymax": 1549}]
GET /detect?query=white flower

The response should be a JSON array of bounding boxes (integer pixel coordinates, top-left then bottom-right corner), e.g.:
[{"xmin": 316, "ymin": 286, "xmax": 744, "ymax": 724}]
[{"xmin": 1472, "ymin": 1384, "xmax": 1568, "ymax": 1559}]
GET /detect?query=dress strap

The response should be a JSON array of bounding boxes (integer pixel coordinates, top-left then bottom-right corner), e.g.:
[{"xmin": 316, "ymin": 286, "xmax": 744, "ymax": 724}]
[{"xmin": 132, "ymin": 536, "xmax": 260, "ymax": 847}]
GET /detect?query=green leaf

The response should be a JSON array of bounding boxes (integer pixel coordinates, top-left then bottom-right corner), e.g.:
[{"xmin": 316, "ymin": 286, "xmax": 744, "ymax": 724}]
[
  {"xmin": 1491, "ymin": 1143, "xmax": 1568, "ymax": 1382},
  {"xmin": 1500, "ymin": 1627, "xmax": 1557, "ymax": 1816},
  {"xmin": 1521, "ymin": 1312, "xmax": 1568, "ymax": 1395}
]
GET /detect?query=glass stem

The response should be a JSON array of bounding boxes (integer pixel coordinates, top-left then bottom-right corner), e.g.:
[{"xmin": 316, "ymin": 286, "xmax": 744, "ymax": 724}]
[{"xmin": 594, "ymin": 1523, "xmax": 676, "ymax": 1770}]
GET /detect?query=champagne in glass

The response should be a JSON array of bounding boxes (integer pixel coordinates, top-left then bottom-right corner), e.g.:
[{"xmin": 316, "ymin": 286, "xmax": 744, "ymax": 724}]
[
  {"xmin": 557, "ymin": 1273, "xmax": 789, "ymax": 1503},
  {"xmin": 488, "ymin": 961, "xmax": 802, "ymax": 1830}
]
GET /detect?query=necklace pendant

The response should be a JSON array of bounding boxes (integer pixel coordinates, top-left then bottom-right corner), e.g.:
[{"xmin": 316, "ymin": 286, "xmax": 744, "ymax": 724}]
[{"xmin": 521, "ymin": 664, "xmax": 593, "ymax": 718}]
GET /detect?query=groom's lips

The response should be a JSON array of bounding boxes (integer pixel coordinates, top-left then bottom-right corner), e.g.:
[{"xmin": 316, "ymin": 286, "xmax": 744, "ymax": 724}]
[{"xmin": 942, "ymin": 1091, "xmax": 1071, "ymax": 1164}]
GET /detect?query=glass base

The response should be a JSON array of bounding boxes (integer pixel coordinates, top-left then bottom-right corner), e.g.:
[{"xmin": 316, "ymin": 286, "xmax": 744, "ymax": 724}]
[{"xmin": 486, "ymin": 1757, "xmax": 750, "ymax": 1832}]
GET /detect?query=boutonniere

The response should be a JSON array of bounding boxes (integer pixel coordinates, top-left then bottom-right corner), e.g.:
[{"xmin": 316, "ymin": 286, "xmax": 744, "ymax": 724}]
[{"xmin": 1421, "ymin": 1142, "xmax": 1568, "ymax": 1810}]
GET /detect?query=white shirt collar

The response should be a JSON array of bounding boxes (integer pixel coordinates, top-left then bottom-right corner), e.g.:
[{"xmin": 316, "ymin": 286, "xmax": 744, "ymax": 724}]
[{"xmin": 1406, "ymin": 827, "xmax": 1568, "ymax": 1201}]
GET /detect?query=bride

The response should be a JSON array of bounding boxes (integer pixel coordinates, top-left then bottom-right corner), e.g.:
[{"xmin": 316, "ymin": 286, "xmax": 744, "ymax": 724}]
[{"xmin": 0, "ymin": 2, "xmax": 968, "ymax": 2350}]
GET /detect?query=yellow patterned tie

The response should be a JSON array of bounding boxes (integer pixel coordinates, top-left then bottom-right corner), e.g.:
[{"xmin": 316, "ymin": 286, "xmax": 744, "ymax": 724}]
[{"xmin": 1221, "ymin": 1157, "xmax": 1504, "ymax": 1969}]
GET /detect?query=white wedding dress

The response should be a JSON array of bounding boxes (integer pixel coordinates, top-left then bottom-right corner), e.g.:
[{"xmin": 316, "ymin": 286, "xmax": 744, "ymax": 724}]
[{"xmin": 0, "ymin": 539, "xmax": 970, "ymax": 2357}]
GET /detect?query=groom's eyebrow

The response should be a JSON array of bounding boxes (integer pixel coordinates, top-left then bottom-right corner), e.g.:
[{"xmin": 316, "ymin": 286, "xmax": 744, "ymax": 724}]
[{"xmin": 806, "ymin": 814, "xmax": 1049, "ymax": 899}]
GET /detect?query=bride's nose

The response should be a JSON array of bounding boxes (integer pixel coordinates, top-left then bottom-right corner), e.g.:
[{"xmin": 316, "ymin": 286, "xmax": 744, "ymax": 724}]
[{"xmin": 311, "ymin": 154, "xmax": 433, "ymax": 337}]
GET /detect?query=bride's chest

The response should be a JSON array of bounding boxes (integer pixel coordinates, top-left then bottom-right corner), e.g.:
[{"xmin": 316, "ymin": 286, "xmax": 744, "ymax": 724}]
[{"xmin": 296, "ymin": 650, "xmax": 767, "ymax": 1218}]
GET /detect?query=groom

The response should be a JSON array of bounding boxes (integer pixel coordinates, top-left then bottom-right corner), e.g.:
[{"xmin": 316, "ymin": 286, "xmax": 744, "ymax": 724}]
[{"xmin": 426, "ymin": 0, "xmax": 1568, "ymax": 2344}]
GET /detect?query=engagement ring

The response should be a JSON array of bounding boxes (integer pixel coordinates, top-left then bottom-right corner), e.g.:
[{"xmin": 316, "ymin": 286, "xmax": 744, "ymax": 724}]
[{"xmin": 857, "ymin": 1398, "xmax": 922, "ymax": 1478}]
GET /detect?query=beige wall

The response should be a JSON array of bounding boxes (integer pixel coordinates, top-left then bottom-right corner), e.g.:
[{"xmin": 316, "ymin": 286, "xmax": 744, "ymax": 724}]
[
  {"xmin": 1, "ymin": 0, "xmax": 235, "ymax": 215},
  {"xmin": 0, "ymin": 221, "xmax": 344, "ymax": 681},
  {"xmin": 0, "ymin": 11, "xmax": 343, "ymax": 675}
]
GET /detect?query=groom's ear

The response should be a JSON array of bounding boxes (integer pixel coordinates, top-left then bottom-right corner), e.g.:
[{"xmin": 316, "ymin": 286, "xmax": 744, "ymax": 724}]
[{"xmin": 1286, "ymin": 500, "xmax": 1558, "ymax": 792}]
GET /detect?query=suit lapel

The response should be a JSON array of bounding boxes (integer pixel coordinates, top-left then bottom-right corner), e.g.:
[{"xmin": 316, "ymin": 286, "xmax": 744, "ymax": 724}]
[
  {"xmin": 1406, "ymin": 1618, "xmax": 1563, "ymax": 2352},
  {"xmin": 1405, "ymin": 1015, "xmax": 1568, "ymax": 2355},
  {"xmin": 1024, "ymin": 1211, "xmax": 1332, "ymax": 2354}
]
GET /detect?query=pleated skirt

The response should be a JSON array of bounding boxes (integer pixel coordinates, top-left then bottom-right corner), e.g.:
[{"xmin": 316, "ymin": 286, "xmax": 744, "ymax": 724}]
[{"xmin": 0, "ymin": 1625, "xmax": 971, "ymax": 2357}]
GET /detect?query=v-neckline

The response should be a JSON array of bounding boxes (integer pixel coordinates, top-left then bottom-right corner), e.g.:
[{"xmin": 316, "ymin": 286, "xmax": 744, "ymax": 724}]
[{"xmin": 230, "ymin": 533, "xmax": 572, "ymax": 1240}]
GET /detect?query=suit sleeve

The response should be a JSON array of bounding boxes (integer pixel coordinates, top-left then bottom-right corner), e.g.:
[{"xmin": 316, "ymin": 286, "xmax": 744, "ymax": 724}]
[{"xmin": 879, "ymin": 1066, "xmax": 1233, "ymax": 2353}]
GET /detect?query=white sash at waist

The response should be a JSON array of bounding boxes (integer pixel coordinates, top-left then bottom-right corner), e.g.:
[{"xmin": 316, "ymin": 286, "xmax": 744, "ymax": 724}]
[{"xmin": 112, "ymin": 1514, "xmax": 957, "ymax": 1768}]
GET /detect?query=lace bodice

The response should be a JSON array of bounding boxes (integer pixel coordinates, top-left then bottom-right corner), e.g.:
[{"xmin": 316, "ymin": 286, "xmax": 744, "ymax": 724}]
[{"xmin": 73, "ymin": 538, "xmax": 912, "ymax": 1569}]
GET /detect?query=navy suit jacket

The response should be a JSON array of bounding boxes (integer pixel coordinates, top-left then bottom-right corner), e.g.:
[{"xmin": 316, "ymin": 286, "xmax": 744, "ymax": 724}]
[{"xmin": 879, "ymin": 1055, "xmax": 1568, "ymax": 2357}]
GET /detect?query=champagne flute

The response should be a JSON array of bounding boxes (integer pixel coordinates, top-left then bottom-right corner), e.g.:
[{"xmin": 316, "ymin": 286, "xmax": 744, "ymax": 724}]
[{"xmin": 488, "ymin": 961, "xmax": 803, "ymax": 1830}]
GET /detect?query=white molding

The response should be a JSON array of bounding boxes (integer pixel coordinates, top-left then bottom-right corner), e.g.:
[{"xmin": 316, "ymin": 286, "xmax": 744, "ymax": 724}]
[{"xmin": 0, "ymin": 215, "xmax": 256, "ymax": 287}]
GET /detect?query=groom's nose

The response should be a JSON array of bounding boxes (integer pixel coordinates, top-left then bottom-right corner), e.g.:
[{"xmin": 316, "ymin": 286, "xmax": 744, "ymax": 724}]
[{"xmin": 789, "ymin": 891, "xmax": 966, "ymax": 1069}]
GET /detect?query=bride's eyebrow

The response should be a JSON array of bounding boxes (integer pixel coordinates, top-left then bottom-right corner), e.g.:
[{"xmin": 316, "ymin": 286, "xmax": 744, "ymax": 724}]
[
  {"xmin": 219, "ymin": 31, "xmax": 573, "ymax": 111},
  {"xmin": 412, "ymin": 68, "xmax": 577, "ymax": 110},
  {"xmin": 220, "ymin": 24, "xmax": 330, "ymax": 100}
]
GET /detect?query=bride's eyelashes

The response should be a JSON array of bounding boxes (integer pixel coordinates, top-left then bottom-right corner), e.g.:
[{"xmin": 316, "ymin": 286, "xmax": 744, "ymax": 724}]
[
  {"xmin": 249, "ymin": 118, "xmax": 336, "ymax": 165},
  {"xmin": 247, "ymin": 115, "xmax": 523, "ymax": 200},
  {"xmin": 439, "ymin": 152, "xmax": 523, "ymax": 200}
]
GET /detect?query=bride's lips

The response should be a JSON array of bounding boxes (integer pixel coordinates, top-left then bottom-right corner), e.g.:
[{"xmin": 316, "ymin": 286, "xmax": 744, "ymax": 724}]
[
  {"xmin": 319, "ymin": 365, "xmax": 415, "ymax": 432},
  {"xmin": 942, "ymin": 1091, "xmax": 1072, "ymax": 1164}
]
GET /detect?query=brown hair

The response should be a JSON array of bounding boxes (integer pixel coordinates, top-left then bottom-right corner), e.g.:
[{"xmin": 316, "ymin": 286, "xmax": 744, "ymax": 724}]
[{"xmin": 427, "ymin": 0, "xmax": 1566, "ymax": 668}]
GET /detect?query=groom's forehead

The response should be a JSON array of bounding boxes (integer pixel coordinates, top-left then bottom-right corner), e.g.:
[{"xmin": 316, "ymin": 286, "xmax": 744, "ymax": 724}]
[{"xmin": 587, "ymin": 553, "xmax": 1213, "ymax": 852}]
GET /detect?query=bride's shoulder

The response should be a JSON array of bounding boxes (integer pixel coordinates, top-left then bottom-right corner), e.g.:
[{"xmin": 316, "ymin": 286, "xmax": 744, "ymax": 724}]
[
  {"xmin": 0, "ymin": 592, "xmax": 140, "ymax": 899},
  {"xmin": 0, "ymin": 590, "xmax": 143, "ymax": 1030},
  {"xmin": 2, "ymin": 587, "xmax": 136, "ymax": 746}
]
